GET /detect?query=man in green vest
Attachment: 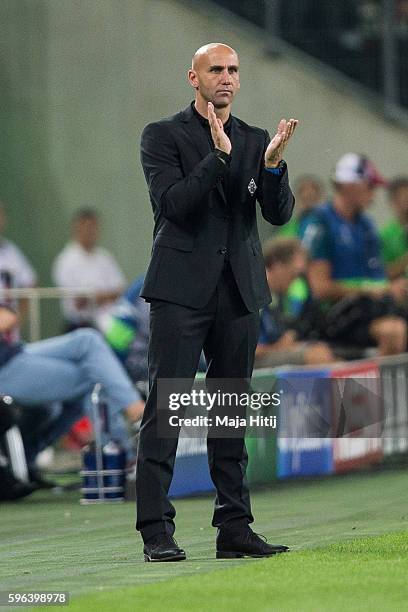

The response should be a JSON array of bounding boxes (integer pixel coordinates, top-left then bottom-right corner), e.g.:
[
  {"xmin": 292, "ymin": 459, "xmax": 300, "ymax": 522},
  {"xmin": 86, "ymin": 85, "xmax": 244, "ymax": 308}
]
[{"xmin": 380, "ymin": 177, "xmax": 408, "ymax": 280}]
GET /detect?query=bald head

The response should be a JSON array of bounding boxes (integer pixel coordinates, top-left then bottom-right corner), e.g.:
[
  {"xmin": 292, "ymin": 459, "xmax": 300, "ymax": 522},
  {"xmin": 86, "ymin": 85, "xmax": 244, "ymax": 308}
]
[
  {"xmin": 192, "ymin": 43, "xmax": 238, "ymax": 70},
  {"xmin": 188, "ymin": 43, "xmax": 240, "ymax": 115}
]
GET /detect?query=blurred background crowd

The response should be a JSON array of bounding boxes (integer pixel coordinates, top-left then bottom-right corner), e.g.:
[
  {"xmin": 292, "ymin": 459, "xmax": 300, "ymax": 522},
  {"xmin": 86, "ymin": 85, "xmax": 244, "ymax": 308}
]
[{"xmin": 1, "ymin": 0, "xmax": 407, "ymax": 501}]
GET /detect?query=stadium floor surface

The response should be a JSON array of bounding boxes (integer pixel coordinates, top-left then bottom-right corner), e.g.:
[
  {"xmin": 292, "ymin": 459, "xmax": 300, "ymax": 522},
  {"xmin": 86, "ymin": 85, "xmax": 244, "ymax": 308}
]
[{"xmin": 1, "ymin": 469, "xmax": 407, "ymax": 611}]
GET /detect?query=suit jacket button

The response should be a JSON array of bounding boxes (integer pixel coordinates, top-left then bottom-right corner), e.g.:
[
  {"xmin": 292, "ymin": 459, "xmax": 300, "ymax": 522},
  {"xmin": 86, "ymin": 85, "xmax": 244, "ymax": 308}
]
[{"xmin": 218, "ymin": 247, "xmax": 227, "ymax": 255}]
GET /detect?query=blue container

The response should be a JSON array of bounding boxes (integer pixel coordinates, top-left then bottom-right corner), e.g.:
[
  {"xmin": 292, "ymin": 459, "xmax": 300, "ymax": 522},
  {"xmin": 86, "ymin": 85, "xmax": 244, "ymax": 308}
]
[
  {"xmin": 80, "ymin": 440, "xmax": 126, "ymax": 503},
  {"xmin": 81, "ymin": 443, "xmax": 99, "ymax": 501},
  {"xmin": 102, "ymin": 441, "xmax": 126, "ymax": 500}
]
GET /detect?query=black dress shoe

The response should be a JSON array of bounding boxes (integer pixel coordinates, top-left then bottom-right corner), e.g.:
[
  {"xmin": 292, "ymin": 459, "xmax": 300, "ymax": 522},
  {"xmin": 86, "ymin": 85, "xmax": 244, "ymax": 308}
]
[
  {"xmin": 0, "ymin": 466, "xmax": 37, "ymax": 502},
  {"xmin": 143, "ymin": 533, "xmax": 186, "ymax": 562},
  {"xmin": 216, "ymin": 527, "xmax": 289, "ymax": 559}
]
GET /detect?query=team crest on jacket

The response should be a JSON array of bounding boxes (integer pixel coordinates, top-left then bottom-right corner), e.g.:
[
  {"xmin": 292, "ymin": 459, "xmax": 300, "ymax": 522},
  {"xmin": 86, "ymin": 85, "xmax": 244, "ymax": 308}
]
[{"xmin": 248, "ymin": 178, "xmax": 257, "ymax": 195}]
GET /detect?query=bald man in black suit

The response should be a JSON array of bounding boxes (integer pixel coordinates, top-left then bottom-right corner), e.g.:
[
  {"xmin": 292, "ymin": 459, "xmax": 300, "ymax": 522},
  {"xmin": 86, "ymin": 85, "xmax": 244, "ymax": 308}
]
[{"xmin": 137, "ymin": 43, "xmax": 298, "ymax": 562}]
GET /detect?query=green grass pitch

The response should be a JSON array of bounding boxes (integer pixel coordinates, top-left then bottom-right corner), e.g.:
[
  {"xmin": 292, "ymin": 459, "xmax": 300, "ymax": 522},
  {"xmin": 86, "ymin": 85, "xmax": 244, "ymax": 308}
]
[{"xmin": 1, "ymin": 469, "xmax": 407, "ymax": 611}]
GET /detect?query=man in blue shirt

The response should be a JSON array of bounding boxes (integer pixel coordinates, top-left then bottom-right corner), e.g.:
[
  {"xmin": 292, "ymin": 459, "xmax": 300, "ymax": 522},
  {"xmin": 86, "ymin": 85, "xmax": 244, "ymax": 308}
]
[{"xmin": 302, "ymin": 153, "xmax": 407, "ymax": 355}]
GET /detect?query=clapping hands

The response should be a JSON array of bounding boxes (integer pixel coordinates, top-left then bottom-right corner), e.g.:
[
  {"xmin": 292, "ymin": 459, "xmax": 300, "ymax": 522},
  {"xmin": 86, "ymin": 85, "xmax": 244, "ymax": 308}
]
[{"xmin": 265, "ymin": 118, "xmax": 299, "ymax": 168}]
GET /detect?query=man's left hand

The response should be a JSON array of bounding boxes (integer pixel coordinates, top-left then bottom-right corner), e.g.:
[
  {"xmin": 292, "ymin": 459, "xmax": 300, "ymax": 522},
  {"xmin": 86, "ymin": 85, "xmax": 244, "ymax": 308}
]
[{"xmin": 265, "ymin": 118, "xmax": 299, "ymax": 168}]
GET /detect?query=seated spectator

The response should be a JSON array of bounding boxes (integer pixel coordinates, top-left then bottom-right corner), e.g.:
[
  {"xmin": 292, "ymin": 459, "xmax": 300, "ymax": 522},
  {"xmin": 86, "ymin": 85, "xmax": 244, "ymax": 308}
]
[
  {"xmin": 255, "ymin": 238, "xmax": 336, "ymax": 368},
  {"xmin": 99, "ymin": 275, "xmax": 150, "ymax": 384},
  {"xmin": 278, "ymin": 175, "xmax": 324, "ymax": 239},
  {"xmin": 0, "ymin": 304, "xmax": 144, "ymax": 467},
  {"xmin": 277, "ymin": 175, "xmax": 324, "ymax": 319},
  {"xmin": 380, "ymin": 176, "xmax": 408, "ymax": 279},
  {"xmin": 52, "ymin": 208, "xmax": 126, "ymax": 331},
  {"xmin": 302, "ymin": 153, "xmax": 407, "ymax": 356},
  {"xmin": 0, "ymin": 201, "xmax": 37, "ymax": 331}
]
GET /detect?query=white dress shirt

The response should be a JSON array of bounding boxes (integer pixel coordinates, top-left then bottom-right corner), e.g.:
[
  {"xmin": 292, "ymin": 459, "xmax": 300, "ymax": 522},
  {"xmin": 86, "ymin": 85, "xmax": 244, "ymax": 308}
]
[
  {"xmin": 52, "ymin": 241, "xmax": 126, "ymax": 325},
  {"xmin": 0, "ymin": 238, "xmax": 37, "ymax": 289}
]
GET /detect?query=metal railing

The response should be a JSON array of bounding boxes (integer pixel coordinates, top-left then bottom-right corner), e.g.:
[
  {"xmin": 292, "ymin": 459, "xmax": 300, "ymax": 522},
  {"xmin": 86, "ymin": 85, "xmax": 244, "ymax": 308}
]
[{"xmin": 0, "ymin": 287, "xmax": 100, "ymax": 341}]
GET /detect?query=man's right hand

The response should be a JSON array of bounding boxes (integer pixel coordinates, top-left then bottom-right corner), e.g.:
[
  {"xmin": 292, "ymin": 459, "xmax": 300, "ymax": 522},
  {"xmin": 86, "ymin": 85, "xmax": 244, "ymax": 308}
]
[{"xmin": 208, "ymin": 102, "xmax": 232, "ymax": 154}]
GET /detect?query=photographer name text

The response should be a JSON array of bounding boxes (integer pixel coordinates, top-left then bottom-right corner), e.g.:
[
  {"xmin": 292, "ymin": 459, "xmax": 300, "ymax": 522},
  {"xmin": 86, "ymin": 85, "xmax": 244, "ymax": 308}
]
[{"xmin": 168, "ymin": 415, "xmax": 277, "ymax": 428}]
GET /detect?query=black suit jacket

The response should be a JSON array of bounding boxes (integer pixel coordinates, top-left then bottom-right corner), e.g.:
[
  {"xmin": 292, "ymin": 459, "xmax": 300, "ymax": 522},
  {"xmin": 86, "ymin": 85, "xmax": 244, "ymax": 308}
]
[{"xmin": 140, "ymin": 104, "xmax": 295, "ymax": 312}]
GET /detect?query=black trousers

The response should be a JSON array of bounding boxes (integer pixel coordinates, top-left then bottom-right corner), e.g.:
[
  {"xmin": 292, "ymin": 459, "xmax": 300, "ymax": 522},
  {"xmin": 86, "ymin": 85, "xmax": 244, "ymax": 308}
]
[{"xmin": 135, "ymin": 264, "xmax": 260, "ymax": 541}]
